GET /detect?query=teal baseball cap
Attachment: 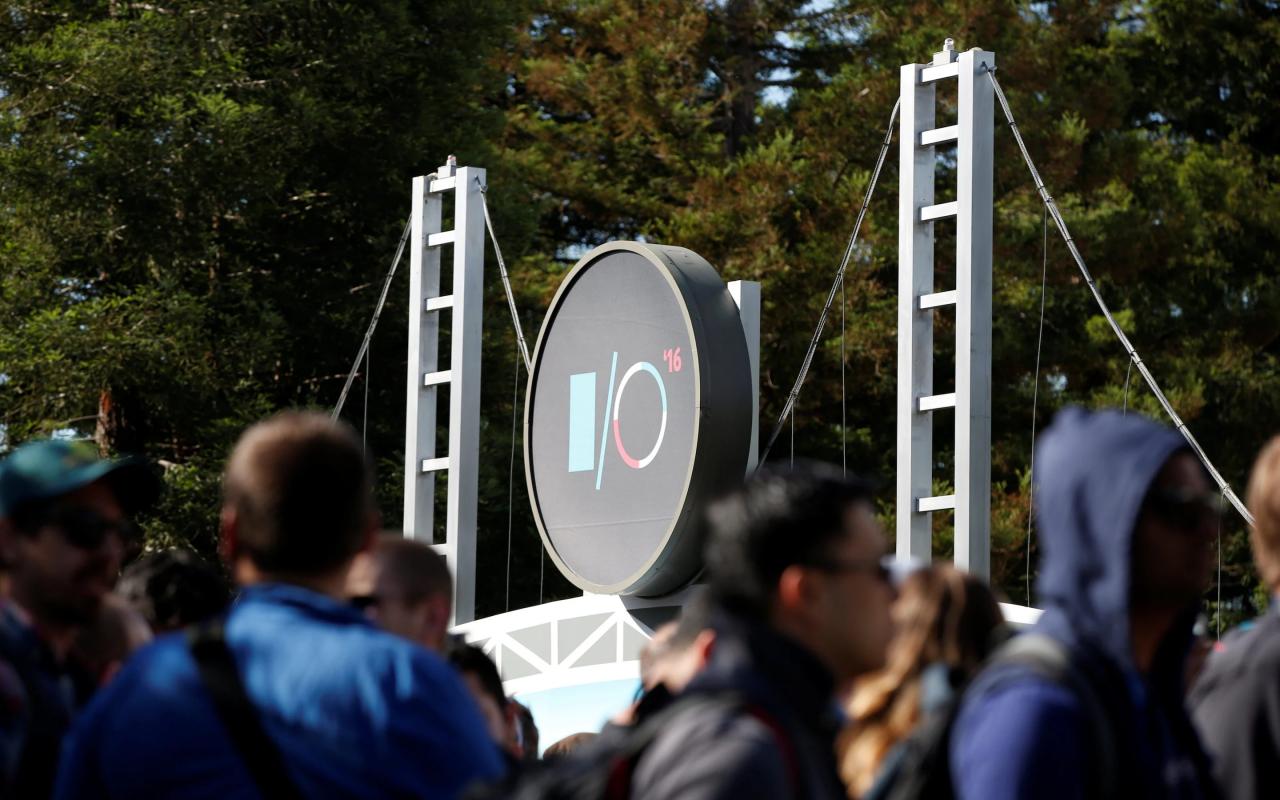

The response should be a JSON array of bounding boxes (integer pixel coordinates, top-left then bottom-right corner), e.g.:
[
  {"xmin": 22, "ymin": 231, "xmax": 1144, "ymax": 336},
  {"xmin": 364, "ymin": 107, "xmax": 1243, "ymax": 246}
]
[{"xmin": 0, "ymin": 439, "xmax": 162, "ymax": 518}]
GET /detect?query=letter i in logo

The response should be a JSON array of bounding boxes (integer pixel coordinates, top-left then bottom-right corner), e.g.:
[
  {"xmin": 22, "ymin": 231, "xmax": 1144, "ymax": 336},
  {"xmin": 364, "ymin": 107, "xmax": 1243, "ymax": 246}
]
[{"xmin": 567, "ymin": 372, "xmax": 596, "ymax": 473}]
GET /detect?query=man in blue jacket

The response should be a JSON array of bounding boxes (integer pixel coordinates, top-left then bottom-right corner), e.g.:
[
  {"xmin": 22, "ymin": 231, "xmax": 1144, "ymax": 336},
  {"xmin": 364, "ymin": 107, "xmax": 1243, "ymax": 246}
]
[
  {"xmin": 55, "ymin": 412, "xmax": 505, "ymax": 799},
  {"xmin": 950, "ymin": 407, "xmax": 1221, "ymax": 799}
]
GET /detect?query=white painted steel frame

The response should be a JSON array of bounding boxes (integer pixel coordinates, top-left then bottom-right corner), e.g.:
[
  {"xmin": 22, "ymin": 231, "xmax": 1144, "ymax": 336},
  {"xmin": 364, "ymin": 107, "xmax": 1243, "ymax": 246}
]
[
  {"xmin": 897, "ymin": 44, "xmax": 994, "ymax": 578},
  {"xmin": 404, "ymin": 161, "xmax": 486, "ymax": 623},
  {"xmin": 728, "ymin": 280, "xmax": 761, "ymax": 474}
]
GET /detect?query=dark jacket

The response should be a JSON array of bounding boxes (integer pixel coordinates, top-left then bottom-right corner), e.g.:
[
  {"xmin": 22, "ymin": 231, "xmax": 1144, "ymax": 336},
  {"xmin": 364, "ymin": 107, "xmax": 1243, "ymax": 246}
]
[
  {"xmin": 949, "ymin": 407, "xmax": 1219, "ymax": 800},
  {"xmin": 1190, "ymin": 601, "xmax": 1280, "ymax": 800},
  {"xmin": 631, "ymin": 607, "xmax": 846, "ymax": 800},
  {"xmin": 0, "ymin": 601, "xmax": 96, "ymax": 799}
]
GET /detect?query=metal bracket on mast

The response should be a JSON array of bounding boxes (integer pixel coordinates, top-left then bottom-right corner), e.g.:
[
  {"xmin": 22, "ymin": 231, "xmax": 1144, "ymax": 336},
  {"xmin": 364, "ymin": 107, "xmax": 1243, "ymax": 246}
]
[
  {"xmin": 404, "ymin": 156, "xmax": 485, "ymax": 623},
  {"xmin": 897, "ymin": 40, "xmax": 994, "ymax": 577}
]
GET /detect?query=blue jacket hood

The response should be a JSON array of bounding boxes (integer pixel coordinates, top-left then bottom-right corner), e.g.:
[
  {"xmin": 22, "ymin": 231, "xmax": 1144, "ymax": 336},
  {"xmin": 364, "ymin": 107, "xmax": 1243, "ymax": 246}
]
[{"xmin": 1033, "ymin": 406, "xmax": 1189, "ymax": 670}]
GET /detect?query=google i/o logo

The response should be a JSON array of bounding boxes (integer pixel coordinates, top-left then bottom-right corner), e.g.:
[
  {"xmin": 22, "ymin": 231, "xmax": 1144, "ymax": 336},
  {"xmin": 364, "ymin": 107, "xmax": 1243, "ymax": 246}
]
[
  {"xmin": 525, "ymin": 242, "xmax": 752, "ymax": 596},
  {"xmin": 568, "ymin": 349, "xmax": 680, "ymax": 487}
]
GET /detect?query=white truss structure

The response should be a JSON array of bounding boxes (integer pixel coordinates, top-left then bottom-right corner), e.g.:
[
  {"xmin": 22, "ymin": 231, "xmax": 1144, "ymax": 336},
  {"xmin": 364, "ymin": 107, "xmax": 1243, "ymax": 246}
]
[{"xmin": 454, "ymin": 591, "xmax": 698, "ymax": 695}]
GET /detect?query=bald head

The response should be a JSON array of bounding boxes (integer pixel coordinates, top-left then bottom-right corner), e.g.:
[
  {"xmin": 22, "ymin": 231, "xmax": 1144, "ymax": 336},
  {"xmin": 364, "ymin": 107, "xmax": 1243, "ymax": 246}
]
[{"xmin": 223, "ymin": 412, "xmax": 375, "ymax": 576}]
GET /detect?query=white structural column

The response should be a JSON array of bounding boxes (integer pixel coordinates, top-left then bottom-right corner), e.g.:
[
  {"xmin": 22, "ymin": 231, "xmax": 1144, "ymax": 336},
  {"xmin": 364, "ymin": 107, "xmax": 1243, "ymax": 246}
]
[
  {"xmin": 404, "ymin": 160, "xmax": 486, "ymax": 623},
  {"xmin": 955, "ymin": 49, "xmax": 994, "ymax": 577},
  {"xmin": 896, "ymin": 56, "xmax": 937, "ymax": 564},
  {"xmin": 896, "ymin": 42, "xmax": 993, "ymax": 579},
  {"xmin": 728, "ymin": 280, "xmax": 761, "ymax": 474},
  {"xmin": 404, "ymin": 173, "xmax": 442, "ymax": 549}
]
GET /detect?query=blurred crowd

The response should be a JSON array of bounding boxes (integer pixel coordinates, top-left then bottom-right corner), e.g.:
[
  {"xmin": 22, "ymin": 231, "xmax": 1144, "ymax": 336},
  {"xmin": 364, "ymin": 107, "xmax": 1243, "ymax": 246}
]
[{"xmin": 0, "ymin": 406, "xmax": 1277, "ymax": 798}]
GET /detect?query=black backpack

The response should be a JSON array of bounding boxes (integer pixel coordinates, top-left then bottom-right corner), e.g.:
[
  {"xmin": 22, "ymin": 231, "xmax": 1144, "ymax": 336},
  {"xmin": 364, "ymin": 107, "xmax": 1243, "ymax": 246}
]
[
  {"xmin": 873, "ymin": 633, "xmax": 1117, "ymax": 800},
  {"xmin": 466, "ymin": 690, "xmax": 798, "ymax": 800}
]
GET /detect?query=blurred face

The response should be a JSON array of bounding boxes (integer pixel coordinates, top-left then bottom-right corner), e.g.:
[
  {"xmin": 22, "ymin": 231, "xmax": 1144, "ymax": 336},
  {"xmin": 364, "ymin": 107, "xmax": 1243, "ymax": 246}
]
[
  {"xmin": 347, "ymin": 553, "xmax": 450, "ymax": 652},
  {"xmin": 1131, "ymin": 453, "xmax": 1221, "ymax": 611},
  {"xmin": 645, "ymin": 629, "xmax": 715, "ymax": 693},
  {"xmin": 460, "ymin": 672, "xmax": 520, "ymax": 756},
  {"xmin": 796, "ymin": 502, "xmax": 896, "ymax": 684},
  {"xmin": 7, "ymin": 482, "xmax": 128, "ymax": 627}
]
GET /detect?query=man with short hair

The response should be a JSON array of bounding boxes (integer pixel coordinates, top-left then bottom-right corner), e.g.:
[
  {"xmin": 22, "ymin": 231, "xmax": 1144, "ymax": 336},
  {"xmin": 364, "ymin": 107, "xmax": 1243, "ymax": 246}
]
[
  {"xmin": 630, "ymin": 461, "xmax": 895, "ymax": 799},
  {"xmin": 950, "ymin": 408, "xmax": 1221, "ymax": 799},
  {"xmin": 639, "ymin": 591, "xmax": 715, "ymax": 695},
  {"xmin": 116, "ymin": 548, "xmax": 230, "ymax": 634},
  {"xmin": 55, "ymin": 412, "xmax": 504, "ymax": 798},
  {"xmin": 0, "ymin": 439, "xmax": 159, "ymax": 797},
  {"xmin": 447, "ymin": 639, "xmax": 522, "ymax": 759},
  {"xmin": 1190, "ymin": 435, "xmax": 1280, "ymax": 799},
  {"xmin": 347, "ymin": 533, "xmax": 453, "ymax": 653}
]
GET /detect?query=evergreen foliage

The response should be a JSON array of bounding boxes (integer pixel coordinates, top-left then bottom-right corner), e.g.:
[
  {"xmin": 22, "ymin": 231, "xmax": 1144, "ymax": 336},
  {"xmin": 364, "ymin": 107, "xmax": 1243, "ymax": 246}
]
[{"xmin": 2, "ymin": 0, "xmax": 1276, "ymax": 620}]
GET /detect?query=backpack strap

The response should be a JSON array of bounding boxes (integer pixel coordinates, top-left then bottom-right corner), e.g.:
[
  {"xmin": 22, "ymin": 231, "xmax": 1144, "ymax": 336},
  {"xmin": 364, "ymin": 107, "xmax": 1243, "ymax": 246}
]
[
  {"xmin": 741, "ymin": 703, "xmax": 802, "ymax": 795},
  {"xmin": 187, "ymin": 620, "xmax": 305, "ymax": 800},
  {"xmin": 986, "ymin": 634, "xmax": 1119, "ymax": 800}
]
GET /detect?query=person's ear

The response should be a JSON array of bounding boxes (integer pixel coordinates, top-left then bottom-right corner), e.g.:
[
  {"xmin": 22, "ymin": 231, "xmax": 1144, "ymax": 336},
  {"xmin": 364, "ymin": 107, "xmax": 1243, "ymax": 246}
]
[
  {"xmin": 358, "ymin": 523, "xmax": 378, "ymax": 556},
  {"xmin": 0, "ymin": 518, "xmax": 19, "ymax": 567},
  {"xmin": 218, "ymin": 507, "xmax": 239, "ymax": 567},
  {"xmin": 776, "ymin": 564, "xmax": 817, "ymax": 613},
  {"xmin": 421, "ymin": 594, "xmax": 452, "ymax": 649},
  {"xmin": 692, "ymin": 629, "xmax": 716, "ymax": 670}
]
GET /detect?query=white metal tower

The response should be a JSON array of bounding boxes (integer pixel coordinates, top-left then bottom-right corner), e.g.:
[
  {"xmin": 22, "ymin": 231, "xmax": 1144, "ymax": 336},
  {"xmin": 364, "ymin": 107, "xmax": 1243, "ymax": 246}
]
[
  {"xmin": 896, "ymin": 41, "xmax": 994, "ymax": 578},
  {"xmin": 404, "ymin": 157, "xmax": 486, "ymax": 623}
]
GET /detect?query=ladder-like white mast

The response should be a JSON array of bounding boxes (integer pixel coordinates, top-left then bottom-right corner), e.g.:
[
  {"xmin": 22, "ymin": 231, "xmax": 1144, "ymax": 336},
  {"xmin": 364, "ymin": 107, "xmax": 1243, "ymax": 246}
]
[
  {"xmin": 404, "ymin": 157, "xmax": 485, "ymax": 623},
  {"xmin": 897, "ymin": 41, "xmax": 994, "ymax": 578}
]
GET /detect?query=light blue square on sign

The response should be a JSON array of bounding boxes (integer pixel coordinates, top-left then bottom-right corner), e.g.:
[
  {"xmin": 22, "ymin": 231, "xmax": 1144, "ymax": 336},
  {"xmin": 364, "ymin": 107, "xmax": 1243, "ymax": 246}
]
[{"xmin": 568, "ymin": 372, "xmax": 596, "ymax": 472}]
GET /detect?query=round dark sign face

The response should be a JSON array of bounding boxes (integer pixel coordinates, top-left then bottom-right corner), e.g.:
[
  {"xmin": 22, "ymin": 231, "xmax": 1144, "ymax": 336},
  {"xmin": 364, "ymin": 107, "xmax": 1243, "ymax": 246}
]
[{"xmin": 525, "ymin": 242, "xmax": 752, "ymax": 596}]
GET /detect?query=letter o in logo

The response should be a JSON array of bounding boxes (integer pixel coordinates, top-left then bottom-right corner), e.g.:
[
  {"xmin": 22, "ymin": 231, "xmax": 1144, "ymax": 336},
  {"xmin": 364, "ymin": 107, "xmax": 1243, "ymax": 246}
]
[{"xmin": 611, "ymin": 361, "xmax": 667, "ymax": 469}]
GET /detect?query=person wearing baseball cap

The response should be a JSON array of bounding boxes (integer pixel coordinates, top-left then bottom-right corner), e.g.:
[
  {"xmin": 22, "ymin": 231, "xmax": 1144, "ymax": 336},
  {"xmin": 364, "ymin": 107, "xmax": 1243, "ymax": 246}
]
[{"xmin": 0, "ymin": 439, "xmax": 159, "ymax": 798}]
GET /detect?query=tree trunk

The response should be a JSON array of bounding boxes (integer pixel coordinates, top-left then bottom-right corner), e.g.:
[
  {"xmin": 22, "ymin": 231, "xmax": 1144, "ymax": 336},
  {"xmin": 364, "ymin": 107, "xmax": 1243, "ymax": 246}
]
[{"xmin": 96, "ymin": 387, "xmax": 145, "ymax": 456}]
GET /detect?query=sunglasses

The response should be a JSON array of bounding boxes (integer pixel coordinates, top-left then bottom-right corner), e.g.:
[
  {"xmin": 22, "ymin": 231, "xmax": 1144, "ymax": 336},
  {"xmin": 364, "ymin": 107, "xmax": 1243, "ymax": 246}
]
[
  {"xmin": 349, "ymin": 594, "xmax": 381, "ymax": 612},
  {"xmin": 805, "ymin": 554, "xmax": 894, "ymax": 583},
  {"xmin": 43, "ymin": 506, "xmax": 139, "ymax": 550},
  {"xmin": 1144, "ymin": 488, "xmax": 1228, "ymax": 531}
]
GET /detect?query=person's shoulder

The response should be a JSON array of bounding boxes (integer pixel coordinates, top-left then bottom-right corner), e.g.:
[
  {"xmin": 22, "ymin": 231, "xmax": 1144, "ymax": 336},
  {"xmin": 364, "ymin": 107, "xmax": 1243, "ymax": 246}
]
[
  {"xmin": 952, "ymin": 671, "xmax": 1087, "ymax": 765},
  {"xmin": 1192, "ymin": 612, "xmax": 1280, "ymax": 704},
  {"xmin": 84, "ymin": 633, "xmax": 201, "ymax": 715},
  {"xmin": 333, "ymin": 622, "xmax": 462, "ymax": 685},
  {"xmin": 950, "ymin": 677, "xmax": 1088, "ymax": 800},
  {"xmin": 631, "ymin": 695, "xmax": 791, "ymax": 800},
  {"xmin": 1216, "ymin": 613, "xmax": 1280, "ymax": 669}
]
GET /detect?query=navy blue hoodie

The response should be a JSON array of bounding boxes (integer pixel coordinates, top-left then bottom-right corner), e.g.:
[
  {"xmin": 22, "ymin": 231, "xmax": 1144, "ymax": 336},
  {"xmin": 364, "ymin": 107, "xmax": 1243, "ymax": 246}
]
[{"xmin": 949, "ymin": 407, "xmax": 1219, "ymax": 800}]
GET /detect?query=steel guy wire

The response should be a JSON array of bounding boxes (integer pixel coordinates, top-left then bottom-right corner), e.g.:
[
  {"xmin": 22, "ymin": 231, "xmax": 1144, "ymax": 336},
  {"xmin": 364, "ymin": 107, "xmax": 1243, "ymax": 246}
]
[
  {"xmin": 1026, "ymin": 206, "xmax": 1049, "ymax": 605},
  {"xmin": 332, "ymin": 215, "xmax": 413, "ymax": 420},
  {"xmin": 1217, "ymin": 484, "xmax": 1224, "ymax": 639},
  {"xmin": 1123, "ymin": 360, "xmax": 1133, "ymax": 415},
  {"xmin": 841, "ymin": 275, "xmax": 847, "ymax": 477},
  {"xmin": 506, "ymin": 346, "xmax": 519, "ymax": 612},
  {"xmin": 363, "ymin": 343, "xmax": 370, "ymax": 455},
  {"xmin": 477, "ymin": 179, "xmax": 533, "ymax": 372},
  {"xmin": 790, "ymin": 409, "xmax": 795, "ymax": 470},
  {"xmin": 984, "ymin": 64, "xmax": 1254, "ymax": 528},
  {"xmin": 759, "ymin": 98, "xmax": 901, "ymax": 467}
]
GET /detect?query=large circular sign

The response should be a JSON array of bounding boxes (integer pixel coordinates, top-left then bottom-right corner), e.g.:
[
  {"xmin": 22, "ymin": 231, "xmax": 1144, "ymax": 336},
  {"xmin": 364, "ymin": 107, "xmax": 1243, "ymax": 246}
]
[{"xmin": 524, "ymin": 242, "xmax": 752, "ymax": 596}]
